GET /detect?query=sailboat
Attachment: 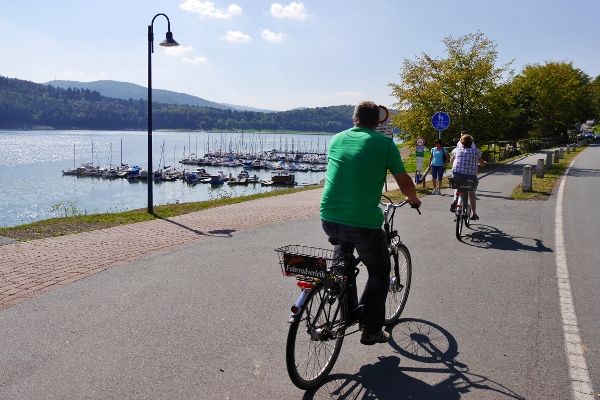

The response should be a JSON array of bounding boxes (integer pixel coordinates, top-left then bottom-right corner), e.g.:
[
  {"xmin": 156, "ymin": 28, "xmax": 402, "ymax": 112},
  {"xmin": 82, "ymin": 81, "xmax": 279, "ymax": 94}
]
[{"xmin": 62, "ymin": 144, "xmax": 79, "ymax": 175}]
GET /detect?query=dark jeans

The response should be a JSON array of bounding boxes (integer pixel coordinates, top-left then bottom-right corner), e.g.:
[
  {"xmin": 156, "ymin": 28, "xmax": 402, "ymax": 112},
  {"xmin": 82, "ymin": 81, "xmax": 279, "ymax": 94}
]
[{"xmin": 321, "ymin": 220, "xmax": 390, "ymax": 333}]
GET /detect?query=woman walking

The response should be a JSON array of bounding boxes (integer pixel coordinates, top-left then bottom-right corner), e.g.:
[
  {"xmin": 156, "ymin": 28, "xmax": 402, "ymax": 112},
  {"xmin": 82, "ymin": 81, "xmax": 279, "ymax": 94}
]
[{"xmin": 429, "ymin": 139, "xmax": 447, "ymax": 194}]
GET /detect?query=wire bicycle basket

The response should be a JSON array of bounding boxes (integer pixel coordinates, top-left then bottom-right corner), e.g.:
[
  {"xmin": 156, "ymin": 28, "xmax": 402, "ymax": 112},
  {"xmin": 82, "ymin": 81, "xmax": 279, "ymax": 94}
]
[
  {"xmin": 449, "ymin": 176, "xmax": 478, "ymax": 190},
  {"xmin": 275, "ymin": 245, "xmax": 338, "ymax": 280}
]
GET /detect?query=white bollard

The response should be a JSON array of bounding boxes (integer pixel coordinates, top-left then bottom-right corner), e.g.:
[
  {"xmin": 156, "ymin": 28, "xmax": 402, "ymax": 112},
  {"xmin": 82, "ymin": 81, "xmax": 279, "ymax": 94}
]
[
  {"xmin": 546, "ymin": 152, "xmax": 553, "ymax": 168},
  {"xmin": 536, "ymin": 159, "xmax": 545, "ymax": 178},
  {"xmin": 523, "ymin": 165, "xmax": 532, "ymax": 192}
]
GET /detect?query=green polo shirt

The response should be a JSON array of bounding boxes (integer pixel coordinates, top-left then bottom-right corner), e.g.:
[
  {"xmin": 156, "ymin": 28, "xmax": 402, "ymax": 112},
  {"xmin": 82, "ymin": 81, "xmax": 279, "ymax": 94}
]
[{"xmin": 320, "ymin": 127, "xmax": 405, "ymax": 229}]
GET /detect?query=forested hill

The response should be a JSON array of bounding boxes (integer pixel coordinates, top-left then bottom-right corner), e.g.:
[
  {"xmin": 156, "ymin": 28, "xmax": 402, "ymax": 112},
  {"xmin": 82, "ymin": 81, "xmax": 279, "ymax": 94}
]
[{"xmin": 0, "ymin": 76, "xmax": 354, "ymax": 133}]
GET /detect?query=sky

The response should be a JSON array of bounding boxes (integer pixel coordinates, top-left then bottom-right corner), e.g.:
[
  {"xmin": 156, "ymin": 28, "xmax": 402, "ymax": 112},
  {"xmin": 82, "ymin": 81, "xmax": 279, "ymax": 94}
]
[{"xmin": 1, "ymin": 0, "xmax": 599, "ymax": 111}]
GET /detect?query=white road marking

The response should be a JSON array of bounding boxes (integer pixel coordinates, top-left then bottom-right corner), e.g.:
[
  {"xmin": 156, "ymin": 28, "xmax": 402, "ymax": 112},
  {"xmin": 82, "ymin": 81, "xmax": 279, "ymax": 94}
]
[{"xmin": 555, "ymin": 156, "xmax": 595, "ymax": 400}]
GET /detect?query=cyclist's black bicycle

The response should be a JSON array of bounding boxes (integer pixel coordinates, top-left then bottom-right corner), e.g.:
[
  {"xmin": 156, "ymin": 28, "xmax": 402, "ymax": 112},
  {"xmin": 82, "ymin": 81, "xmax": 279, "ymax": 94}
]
[
  {"xmin": 275, "ymin": 196, "xmax": 420, "ymax": 390},
  {"xmin": 449, "ymin": 176, "xmax": 478, "ymax": 240}
]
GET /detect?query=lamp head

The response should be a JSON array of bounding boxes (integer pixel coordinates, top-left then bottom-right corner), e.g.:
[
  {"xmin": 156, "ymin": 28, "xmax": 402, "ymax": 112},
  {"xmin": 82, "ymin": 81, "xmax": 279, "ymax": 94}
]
[{"xmin": 160, "ymin": 31, "xmax": 179, "ymax": 47}]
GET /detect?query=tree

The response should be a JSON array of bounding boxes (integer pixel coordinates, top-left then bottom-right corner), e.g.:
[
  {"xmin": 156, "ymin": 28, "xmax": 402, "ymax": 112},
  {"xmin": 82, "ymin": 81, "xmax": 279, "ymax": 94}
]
[
  {"xmin": 389, "ymin": 32, "xmax": 512, "ymax": 144},
  {"xmin": 589, "ymin": 75, "xmax": 600, "ymax": 123},
  {"xmin": 511, "ymin": 62, "xmax": 591, "ymax": 138}
]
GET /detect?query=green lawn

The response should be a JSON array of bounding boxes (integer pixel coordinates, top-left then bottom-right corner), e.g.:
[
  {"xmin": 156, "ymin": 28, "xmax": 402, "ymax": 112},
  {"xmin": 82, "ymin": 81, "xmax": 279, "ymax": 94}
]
[{"xmin": 0, "ymin": 185, "xmax": 318, "ymax": 241}]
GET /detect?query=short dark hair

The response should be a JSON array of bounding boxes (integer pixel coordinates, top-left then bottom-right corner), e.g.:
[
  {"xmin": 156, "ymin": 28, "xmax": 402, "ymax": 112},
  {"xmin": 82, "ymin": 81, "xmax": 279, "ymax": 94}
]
[
  {"xmin": 434, "ymin": 139, "xmax": 443, "ymax": 146},
  {"xmin": 353, "ymin": 101, "xmax": 379, "ymax": 128}
]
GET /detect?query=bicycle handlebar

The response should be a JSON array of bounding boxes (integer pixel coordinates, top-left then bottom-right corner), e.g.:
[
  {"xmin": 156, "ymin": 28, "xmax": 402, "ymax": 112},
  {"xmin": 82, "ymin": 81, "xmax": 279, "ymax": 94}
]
[{"xmin": 380, "ymin": 195, "xmax": 422, "ymax": 215}]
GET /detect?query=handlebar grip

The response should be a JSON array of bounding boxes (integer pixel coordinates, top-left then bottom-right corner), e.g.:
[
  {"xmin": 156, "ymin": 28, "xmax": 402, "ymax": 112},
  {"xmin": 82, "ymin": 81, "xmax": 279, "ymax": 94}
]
[{"xmin": 410, "ymin": 202, "xmax": 422, "ymax": 214}]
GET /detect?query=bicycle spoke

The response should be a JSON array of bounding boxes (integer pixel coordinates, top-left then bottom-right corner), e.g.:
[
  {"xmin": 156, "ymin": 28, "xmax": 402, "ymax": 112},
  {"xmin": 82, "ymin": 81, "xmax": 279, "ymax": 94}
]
[
  {"xmin": 286, "ymin": 284, "xmax": 346, "ymax": 389},
  {"xmin": 384, "ymin": 244, "xmax": 412, "ymax": 325}
]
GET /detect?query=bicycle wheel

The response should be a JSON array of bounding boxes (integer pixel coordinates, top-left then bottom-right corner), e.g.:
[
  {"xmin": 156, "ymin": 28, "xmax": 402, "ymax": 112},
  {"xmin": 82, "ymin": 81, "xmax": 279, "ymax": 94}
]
[
  {"xmin": 384, "ymin": 242, "xmax": 412, "ymax": 325},
  {"xmin": 286, "ymin": 283, "xmax": 347, "ymax": 390},
  {"xmin": 455, "ymin": 212, "xmax": 463, "ymax": 240},
  {"xmin": 464, "ymin": 204, "xmax": 472, "ymax": 228}
]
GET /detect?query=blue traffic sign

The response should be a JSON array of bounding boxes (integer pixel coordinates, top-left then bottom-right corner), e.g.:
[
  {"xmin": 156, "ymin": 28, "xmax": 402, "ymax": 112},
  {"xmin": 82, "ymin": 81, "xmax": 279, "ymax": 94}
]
[{"xmin": 431, "ymin": 112, "xmax": 450, "ymax": 130}]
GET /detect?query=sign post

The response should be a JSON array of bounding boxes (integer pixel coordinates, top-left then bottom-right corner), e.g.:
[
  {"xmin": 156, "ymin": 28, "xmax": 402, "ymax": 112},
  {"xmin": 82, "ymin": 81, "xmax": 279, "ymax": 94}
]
[
  {"xmin": 415, "ymin": 137, "xmax": 425, "ymax": 184},
  {"xmin": 376, "ymin": 105, "xmax": 393, "ymax": 190},
  {"xmin": 431, "ymin": 111, "xmax": 450, "ymax": 139}
]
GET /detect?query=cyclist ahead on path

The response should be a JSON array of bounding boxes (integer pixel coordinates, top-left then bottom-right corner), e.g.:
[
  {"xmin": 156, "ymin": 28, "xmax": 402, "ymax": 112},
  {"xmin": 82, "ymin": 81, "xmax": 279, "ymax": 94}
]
[
  {"xmin": 449, "ymin": 132, "xmax": 487, "ymax": 220},
  {"xmin": 320, "ymin": 100, "xmax": 421, "ymax": 345}
]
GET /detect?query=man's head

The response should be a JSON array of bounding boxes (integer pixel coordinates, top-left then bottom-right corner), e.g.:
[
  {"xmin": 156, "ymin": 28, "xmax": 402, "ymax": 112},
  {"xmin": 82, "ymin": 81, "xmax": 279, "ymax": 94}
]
[
  {"xmin": 434, "ymin": 139, "xmax": 443, "ymax": 147},
  {"xmin": 352, "ymin": 101, "xmax": 379, "ymax": 129},
  {"xmin": 460, "ymin": 133, "xmax": 473, "ymax": 148}
]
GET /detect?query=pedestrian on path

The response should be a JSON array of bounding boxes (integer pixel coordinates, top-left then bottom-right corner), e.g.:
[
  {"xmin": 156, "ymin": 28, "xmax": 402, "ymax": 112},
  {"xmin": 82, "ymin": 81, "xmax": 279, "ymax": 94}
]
[{"xmin": 429, "ymin": 139, "xmax": 448, "ymax": 194}]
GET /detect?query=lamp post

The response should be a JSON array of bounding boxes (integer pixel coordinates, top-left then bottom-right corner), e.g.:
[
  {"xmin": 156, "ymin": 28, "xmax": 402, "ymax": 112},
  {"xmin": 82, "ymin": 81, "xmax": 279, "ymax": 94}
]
[{"xmin": 147, "ymin": 13, "xmax": 179, "ymax": 213}]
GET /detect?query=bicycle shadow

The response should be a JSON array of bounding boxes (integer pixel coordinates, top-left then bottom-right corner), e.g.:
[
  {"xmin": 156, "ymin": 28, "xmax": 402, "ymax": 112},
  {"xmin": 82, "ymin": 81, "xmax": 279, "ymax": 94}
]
[
  {"xmin": 459, "ymin": 224, "xmax": 552, "ymax": 252},
  {"xmin": 303, "ymin": 318, "xmax": 525, "ymax": 400}
]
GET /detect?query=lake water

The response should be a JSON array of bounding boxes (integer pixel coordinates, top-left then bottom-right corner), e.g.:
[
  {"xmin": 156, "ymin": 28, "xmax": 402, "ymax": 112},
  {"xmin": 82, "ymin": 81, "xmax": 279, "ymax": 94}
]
[{"xmin": 0, "ymin": 130, "xmax": 332, "ymax": 227}]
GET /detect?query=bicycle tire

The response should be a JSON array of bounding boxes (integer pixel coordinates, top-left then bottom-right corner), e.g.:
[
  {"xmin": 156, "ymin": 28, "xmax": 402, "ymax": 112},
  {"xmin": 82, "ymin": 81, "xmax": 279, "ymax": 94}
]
[
  {"xmin": 384, "ymin": 243, "xmax": 412, "ymax": 325},
  {"xmin": 455, "ymin": 212, "xmax": 463, "ymax": 240},
  {"xmin": 286, "ymin": 283, "xmax": 347, "ymax": 390},
  {"xmin": 464, "ymin": 204, "xmax": 472, "ymax": 228}
]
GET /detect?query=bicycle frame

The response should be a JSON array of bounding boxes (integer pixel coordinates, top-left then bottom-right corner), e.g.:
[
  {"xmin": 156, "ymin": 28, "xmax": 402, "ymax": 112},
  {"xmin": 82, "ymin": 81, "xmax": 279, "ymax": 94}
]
[
  {"xmin": 282, "ymin": 198, "xmax": 418, "ymax": 390},
  {"xmin": 454, "ymin": 189, "xmax": 472, "ymax": 240},
  {"xmin": 288, "ymin": 199, "xmax": 413, "ymax": 322}
]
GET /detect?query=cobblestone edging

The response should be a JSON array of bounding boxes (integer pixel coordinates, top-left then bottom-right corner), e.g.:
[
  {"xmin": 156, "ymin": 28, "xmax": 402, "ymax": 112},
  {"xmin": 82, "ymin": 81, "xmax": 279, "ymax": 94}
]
[{"xmin": 0, "ymin": 189, "xmax": 322, "ymax": 310}]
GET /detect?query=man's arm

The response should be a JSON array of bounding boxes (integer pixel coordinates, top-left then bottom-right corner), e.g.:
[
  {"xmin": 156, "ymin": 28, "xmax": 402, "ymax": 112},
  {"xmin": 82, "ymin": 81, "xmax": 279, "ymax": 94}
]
[{"xmin": 393, "ymin": 172, "xmax": 421, "ymax": 206}]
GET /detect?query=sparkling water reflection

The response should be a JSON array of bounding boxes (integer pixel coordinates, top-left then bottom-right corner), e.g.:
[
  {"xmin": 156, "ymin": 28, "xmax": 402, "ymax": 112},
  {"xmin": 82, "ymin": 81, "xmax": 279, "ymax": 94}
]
[{"xmin": 0, "ymin": 130, "xmax": 332, "ymax": 227}]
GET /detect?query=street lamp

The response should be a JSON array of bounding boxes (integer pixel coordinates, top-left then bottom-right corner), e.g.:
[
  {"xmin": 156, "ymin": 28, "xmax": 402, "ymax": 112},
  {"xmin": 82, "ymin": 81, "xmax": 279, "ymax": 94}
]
[{"xmin": 147, "ymin": 13, "xmax": 179, "ymax": 213}]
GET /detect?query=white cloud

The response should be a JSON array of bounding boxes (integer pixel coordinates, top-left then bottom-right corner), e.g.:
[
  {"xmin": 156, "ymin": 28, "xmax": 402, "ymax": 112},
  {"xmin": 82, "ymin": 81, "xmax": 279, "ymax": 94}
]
[
  {"xmin": 164, "ymin": 45, "xmax": 194, "ymax": 56},
  {"xmin": 180, "ymin": 0, "xmax": 242, "ymax": 19},
  {"xmin": 220, "ymin": 31, "xmax": 251, "ymax": 43},
  {"xmin": 261, "ymin": 29, "xmax": 287, "ymax": 43},
  {"xmin": 270, "ymin": 2, "xmax": 307, "ymax": 21},
  {"xmin": 183, "ymin": 56, "xmax": 208, "ymax": 65}
]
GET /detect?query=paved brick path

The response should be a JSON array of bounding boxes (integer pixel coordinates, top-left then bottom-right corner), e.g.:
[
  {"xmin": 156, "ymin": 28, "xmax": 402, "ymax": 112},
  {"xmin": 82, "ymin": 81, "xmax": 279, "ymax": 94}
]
[{"xmin": 0, "ymin": 189, "xmax": 322, "ymax": 310}]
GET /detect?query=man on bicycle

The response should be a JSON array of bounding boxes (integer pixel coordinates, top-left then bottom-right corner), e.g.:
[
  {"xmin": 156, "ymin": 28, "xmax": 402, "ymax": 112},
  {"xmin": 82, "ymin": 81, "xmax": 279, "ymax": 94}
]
[
  {"xmin": 449, "ymin": 132, "xmax": 487, "ymax": 220},
  {"xmin": 320, "ymin": 100, "xmax": 420, "ymax": 345}
]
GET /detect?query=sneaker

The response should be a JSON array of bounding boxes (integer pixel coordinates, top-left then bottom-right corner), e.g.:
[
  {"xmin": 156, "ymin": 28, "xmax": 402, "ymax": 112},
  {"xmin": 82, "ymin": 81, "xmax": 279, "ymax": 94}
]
[
  {"xmin": 471, "ymin": 214, "xmax": 480, "ymax": 221},
  {"xmin": 450, "ymin": 200, "xmax": 457, "ymax": 213},
  {"xmin": 360, "ymin": 330, "xmax": 390, "ymax": 345}
]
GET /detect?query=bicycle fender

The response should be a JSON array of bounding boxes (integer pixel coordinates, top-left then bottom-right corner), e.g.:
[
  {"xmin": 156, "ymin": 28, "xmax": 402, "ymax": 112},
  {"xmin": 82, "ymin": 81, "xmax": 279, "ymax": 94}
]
[{"xmin": 289, "ymin": 289, "xmax": 311, "ymax": 322}]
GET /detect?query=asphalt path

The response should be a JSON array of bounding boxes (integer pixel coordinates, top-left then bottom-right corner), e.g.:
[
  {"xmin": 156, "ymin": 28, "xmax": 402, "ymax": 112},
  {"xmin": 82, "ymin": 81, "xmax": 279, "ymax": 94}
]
[
  {"xmin": 0, "ymin": 147, "xmax": 596, "ymax": 399},
  {"xmin": 560, "ymin": 143, "xmax": 599, "ymax": 393}
]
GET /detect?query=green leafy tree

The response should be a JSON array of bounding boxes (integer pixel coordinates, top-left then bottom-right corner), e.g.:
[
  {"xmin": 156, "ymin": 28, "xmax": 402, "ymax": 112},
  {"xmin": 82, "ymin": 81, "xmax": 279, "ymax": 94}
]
[
  {"xmin": 511, "ymin": 62, "xmax": 591, "ymax": 138},
  {"xmin": 589, "ymin": 75, "xmax": 600, "ymax": 123},
  {"xmin": 389, "ymin": 32, "xmax": 512, "ymax": 144}
]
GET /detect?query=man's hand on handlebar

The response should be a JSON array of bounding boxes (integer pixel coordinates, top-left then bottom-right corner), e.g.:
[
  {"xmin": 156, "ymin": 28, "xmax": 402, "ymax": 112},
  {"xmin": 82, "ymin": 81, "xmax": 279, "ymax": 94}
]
[{"xmin": 406, "ymin": 196, "xmax": 421, "ymax": 214}]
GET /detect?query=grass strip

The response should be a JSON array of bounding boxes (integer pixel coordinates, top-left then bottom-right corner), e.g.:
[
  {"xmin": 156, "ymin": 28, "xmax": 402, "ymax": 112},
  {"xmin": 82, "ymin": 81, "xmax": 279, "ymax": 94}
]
[
  {"xmin": 512, "ymin": 146, "xmax": 584, "ymax": 200},
  {"xmin": 0, "ymin": 185, "xmax": 319, "ymax": 242}
]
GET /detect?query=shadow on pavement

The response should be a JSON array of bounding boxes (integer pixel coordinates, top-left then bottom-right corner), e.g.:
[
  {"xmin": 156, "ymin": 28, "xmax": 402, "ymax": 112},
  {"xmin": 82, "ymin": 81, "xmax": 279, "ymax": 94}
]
[
  {"xmin": 304, "ymin": 318, "xmax": 525, "ymax": 400},
  {"xmin": 471, "ymin": 190, "xmax": 514, "ymax": 200},
  {"xmin": 567, "ymin": 167, "xmax": 600, "ymax": 178},
  {"xmin": 460, "ymin": 224, "xmax": 552, "ymax": 252},
  {"xmin": 151, "ymin": 213, "xmax": 236, "ymax": 237}
]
